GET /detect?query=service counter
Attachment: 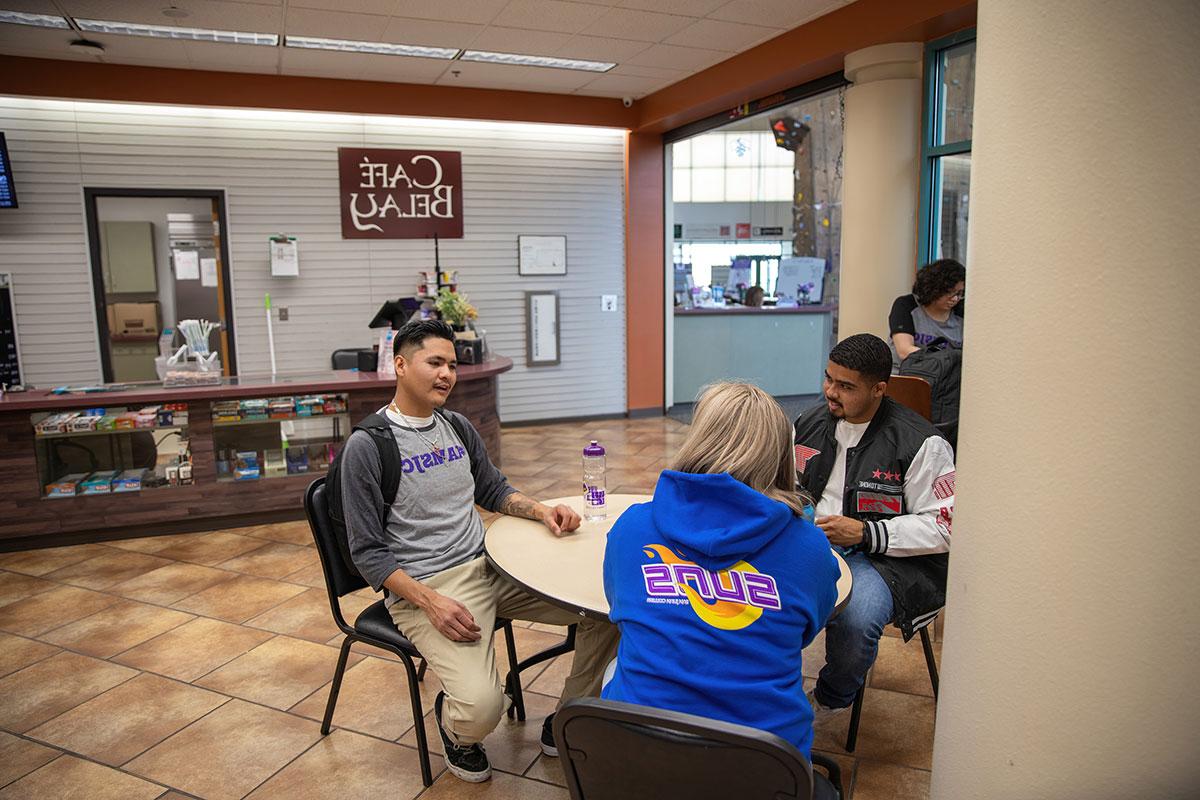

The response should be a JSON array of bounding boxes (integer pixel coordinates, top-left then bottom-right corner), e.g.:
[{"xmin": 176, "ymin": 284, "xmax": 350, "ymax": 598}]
[
  {"xmin": 0, "ymin": 358, "xmax": 512, "ymax": 549},
  {"xmin": 673, "ymin": 306, "xmax": 833, "ymax": 403}
]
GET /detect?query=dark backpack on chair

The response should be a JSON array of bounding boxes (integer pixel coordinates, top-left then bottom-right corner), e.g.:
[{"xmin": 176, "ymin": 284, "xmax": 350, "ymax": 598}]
[
  {"xmin": 324, "ymin": 408, "xmax": 471, "ymax": 579},
  {"xmin": 899, "ymin": 339, "xmax": 962, "ymax": 451}
]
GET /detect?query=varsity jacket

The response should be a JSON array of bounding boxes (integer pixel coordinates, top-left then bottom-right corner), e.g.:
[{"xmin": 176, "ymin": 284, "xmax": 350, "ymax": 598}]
[{"xmin": 793, "ymin": 397, "xmax": 955, "ymax": 639}]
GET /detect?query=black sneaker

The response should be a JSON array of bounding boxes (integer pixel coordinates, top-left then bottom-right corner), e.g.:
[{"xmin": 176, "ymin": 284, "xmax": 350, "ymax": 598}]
[
  {"xmin": 540, "ymin": 713, "xmax": 558, "ymax": 757},
  {"xmin": 433, "ymin": 691, "xmax": 491, "ymax": 782}
]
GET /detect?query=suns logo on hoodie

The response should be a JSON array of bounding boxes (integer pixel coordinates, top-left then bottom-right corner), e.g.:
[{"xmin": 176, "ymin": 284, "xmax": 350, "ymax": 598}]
[{"xmin": 640, "ymin": 545, "xmax": 781, "ymax": 630}]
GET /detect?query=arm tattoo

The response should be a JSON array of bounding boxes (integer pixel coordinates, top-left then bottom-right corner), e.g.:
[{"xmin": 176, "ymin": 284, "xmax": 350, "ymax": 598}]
[{"xmin": 500, "ymin": 492, "xmax": 542, "ymax": 521}]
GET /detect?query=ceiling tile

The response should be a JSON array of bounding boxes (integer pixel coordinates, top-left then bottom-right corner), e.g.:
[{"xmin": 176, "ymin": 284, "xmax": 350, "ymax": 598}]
[
  {"xmin": 288, "ymin": 0, "xmax": 394, "ymax": 13},
  {"xmin": 283, "ymin": 8, "xmax": 388, "ymax": 41},
  {"xmin": 573, "ymin": 72, "xmax": 663, "ymax": 96},
  {"xmin": 357, "ymin": 56, "xmax": 455, "ymax": 83},
  {"xmin": 553, "ymin": 34, "xmax": 650, "ymax": 62},
  {"xmin": 663, "ymin": 18, "xmax": 780, "ymax": 51},
  {"xmin": 617, "ymin": 0, "xmax": 725, "ymax": 15},
  {"xmin": 625, "ymin": 43, "xmax": 729, "ymax": 71},
  {"xmin": 466, "ymin": 25, "xmax": 572, "ymax": 57},
  {"xmin": 0, "ymin": 23, "xmax": 85, "ymax": 56},
  {"xmin": 389, "ymin": 0, "xmax": 509, "ymax": 26},
  {"xmin": 184, "ymin": 39, "xmax": 281, "ymax": 69},
  {"xmin": 434, "ymin": 60, "xmax": 598, "ymax": 92},
  {"xmin": 607, "ymin": 62, "xmax": 688, "ymax": 80},
  {"xmin": 708, "ymin": 0, "xmax": 849, "ymax": 29},
  {"xmin": 279, "ymin": 45, "xmax": 367, "ymax": 79},
  {"xmin": 83, "ymin": 31, "xmax": 193, "ymax": 59},
  {"xmin": 58, "ymin": 0, "xmax": 283, "ymax": 32},
  {"xmin": 0, "ymin": 0, "xmax": 62, "ymax": 13},
  {"xmin": 579, "ymin": 8, "xmax": 694, "ymax": 43},
  {"xmin": 490, "ymin": 0, "xmax": 609, "ymax": 35},
  {"xmin": 381, "ymin": 17, "xmax": 483, "ymax": 49}
]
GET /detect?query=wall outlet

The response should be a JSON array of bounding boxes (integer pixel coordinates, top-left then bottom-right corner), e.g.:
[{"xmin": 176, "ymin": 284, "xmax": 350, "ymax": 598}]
[
  {"xmin": 601, "ymin": 295, "xmax": 618, "ymax": 312},
  {"xmin": 277, "ymin": 307, "xmax": 289, "ymax": 321}
]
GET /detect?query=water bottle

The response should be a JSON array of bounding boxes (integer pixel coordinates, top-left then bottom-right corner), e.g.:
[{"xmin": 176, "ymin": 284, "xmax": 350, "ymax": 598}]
[{"xmin": 582, "ymin": 440, "xmax": 607, "ymax": 522}]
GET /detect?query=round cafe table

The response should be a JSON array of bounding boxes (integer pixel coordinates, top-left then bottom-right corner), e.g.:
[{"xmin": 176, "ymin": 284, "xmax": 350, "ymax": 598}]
[{"xmin": 484, "ymin": 494, "xmax": 852, "ymax": 621}]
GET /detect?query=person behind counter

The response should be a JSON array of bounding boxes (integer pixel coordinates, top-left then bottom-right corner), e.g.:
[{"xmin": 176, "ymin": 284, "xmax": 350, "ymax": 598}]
[
  {"xmin": 744, "ymin": 285, "xmax": 765, "ymax": 307},
  {"xmin": 888, "ymin": 258, "xmax": 965, "ymax": 368},
  {"xmin": 600, "ymin": 381, "xmax": 839, "ymax": 759}
]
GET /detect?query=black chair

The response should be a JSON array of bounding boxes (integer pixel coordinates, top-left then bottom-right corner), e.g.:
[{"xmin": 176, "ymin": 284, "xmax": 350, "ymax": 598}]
[
  {"xmin": 554, "ymin": 697, "xmax": 843, "ymax": 800},
  {"xmin": 303, "ymin": 477, "xmax": 526, "ymax": 787},
  {"xmin": 331, "ymin": 349, "xmax": 362, "ymax": 370},
  {"xmin": 844, "ymin": 622, "xmax": 939, "ymax": 752}
]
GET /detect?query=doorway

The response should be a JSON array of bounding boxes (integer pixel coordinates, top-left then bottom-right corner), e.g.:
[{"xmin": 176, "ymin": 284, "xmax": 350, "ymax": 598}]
[{"xmin": 84, "ymin": 188, "xmax": 237, "ymax": 383}]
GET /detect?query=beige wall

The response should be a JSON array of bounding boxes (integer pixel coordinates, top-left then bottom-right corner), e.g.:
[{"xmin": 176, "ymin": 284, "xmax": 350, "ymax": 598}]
[
  {"xmin": 836, "ymin": 43, "xmax": 923, "ymax": 340},
  {"xmin": 932, "ymin": 1, "xmax": 1200, "ymax": 797}
]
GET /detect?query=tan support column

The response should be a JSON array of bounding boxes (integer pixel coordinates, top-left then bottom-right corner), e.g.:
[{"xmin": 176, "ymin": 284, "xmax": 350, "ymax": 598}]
[
  {"xmin": 836, "ymin": 42, "xmax": 923, "ymax": 339},
  {"xmin": 932, "ymin": 2, "xmax": 1200, "ymax": 797}
]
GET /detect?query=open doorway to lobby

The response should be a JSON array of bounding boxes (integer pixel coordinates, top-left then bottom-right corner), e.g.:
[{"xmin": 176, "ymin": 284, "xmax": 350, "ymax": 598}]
[
  {"xmin": 83, "ymin": 188, "xmax": 236, "ymax": 383},
  {"xmin": 663, "ymin": 78, "xmax": 845, "ymax": 415}
]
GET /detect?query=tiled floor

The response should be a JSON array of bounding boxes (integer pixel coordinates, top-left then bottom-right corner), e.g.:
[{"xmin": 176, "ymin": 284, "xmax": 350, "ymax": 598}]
[{"xmin": 0, "ymin": 415, "xmax": 940, "ymax": 799}]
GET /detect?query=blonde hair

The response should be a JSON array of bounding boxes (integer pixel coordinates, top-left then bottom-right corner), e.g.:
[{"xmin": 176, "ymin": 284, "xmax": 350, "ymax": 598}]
[{"xmin": 671, "ymin": 382, "xmax": 808, "ymax": 516}]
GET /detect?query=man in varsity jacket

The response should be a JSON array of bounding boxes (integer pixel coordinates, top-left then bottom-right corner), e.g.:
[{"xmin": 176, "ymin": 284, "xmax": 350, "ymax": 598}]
[
  {"xmin": 339, "ymin": 319, "xmax": 618, "ymax": 783},
  {"xmin": 793, "ymin": 334, "xmax": 955, "ymax": 718}
]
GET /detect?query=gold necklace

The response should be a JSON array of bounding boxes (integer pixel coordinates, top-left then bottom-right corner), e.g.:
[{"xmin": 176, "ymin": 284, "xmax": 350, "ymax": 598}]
[{"xmin": 388, "ymin": 402, "xmax": 442, "ymax": 455}]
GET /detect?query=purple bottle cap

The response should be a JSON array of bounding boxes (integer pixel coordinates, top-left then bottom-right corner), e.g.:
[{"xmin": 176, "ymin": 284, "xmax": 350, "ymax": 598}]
[{"xmin": 583, "ymin": 440, "xmax": 605, "ymax": 457}]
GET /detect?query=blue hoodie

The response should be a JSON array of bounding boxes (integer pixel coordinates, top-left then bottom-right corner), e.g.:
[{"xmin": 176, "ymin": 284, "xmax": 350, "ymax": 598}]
[{"xmin": 601, "ymin": 470, "xmax": 839, "ymax": 757}]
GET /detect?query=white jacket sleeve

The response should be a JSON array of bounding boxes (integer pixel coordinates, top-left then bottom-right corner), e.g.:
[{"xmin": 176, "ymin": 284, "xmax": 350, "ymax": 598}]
[{"xmin": 863, "ymin": 436, "xmax": 955, "ymax": 557}]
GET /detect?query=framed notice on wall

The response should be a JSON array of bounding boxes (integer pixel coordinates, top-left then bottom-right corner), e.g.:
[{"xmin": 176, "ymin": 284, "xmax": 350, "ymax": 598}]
[
  {"xmin": 518, "ymin": 235, "xmax": 567, "ymax": 276},
  {"xmin": 0, "ymin": 273, "xmax": 24, "ymax": 388},
  {"xmin": 525, "ymin": 291, "xmax": 560, "ymax": 367}
]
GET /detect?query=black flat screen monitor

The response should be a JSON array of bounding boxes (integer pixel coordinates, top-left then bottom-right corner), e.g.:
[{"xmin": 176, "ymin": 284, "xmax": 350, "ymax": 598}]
[{"xmin": 0, "ymin": 133, "xmax": 16, "ymax": 209}]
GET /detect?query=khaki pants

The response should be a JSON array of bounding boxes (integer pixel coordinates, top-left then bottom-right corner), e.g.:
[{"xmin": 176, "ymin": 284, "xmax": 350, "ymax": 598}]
[{"xmin": 389, "ymin": 555, "xmax": 620, "ymax": 745}]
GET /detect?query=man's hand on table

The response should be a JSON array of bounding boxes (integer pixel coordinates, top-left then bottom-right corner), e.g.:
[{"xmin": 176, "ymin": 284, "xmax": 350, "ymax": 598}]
[
  {"xmin": 421, "ymin": 591, "xmax": 481, "ymax": 643},
  {"xmin": 816, "ymin": 514, "xmax": 866, "ymax": 548},
  {"xmin": 539, "ymin": 503, "xmax": 581, "ymax": 536}
]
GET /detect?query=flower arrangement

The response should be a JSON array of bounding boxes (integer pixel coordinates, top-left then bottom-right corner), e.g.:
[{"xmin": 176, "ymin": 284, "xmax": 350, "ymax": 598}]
[
  {"xmin": 799, "ymin": 281, "xmax": 816, "ymax": 303},
  {"xmin": 435, "ymin": 288, "xmax": 478, "ymax": 327}
]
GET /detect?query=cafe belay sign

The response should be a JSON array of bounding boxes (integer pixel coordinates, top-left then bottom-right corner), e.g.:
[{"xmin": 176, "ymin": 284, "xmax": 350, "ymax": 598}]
[{"xmin": 338, "ymin": 148, "xmax": 463, "ymax": 239}]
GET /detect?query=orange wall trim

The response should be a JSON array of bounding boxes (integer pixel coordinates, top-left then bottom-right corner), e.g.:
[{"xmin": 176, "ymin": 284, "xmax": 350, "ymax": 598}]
[
  {"xmin": 0, "ymin": 56, "xmax": 637, "ymax": 129},
  {"xmin": 625, "ymin": 131, "xmax": 665, "ymax": 413}
]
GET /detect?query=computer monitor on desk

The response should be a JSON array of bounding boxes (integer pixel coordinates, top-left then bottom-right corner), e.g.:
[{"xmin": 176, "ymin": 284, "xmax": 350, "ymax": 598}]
[{"xmin": 368, "ymin": 297, "xmax": 422, "ymax": 330}]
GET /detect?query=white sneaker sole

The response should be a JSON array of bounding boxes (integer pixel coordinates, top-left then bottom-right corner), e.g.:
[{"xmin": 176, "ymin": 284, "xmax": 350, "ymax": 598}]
[
  {"xmin": 443, "ymin": 755, "xmax": 491, "ymax": 783},
  {"xmin": 540, "ymin": 740, "xmax": 558, "ymax": 757}
]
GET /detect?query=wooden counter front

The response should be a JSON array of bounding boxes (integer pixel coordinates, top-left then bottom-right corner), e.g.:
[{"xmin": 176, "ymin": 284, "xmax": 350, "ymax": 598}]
[{"xmin": 0, "ymin": 359, "xmax": 512, "ymax": 548}]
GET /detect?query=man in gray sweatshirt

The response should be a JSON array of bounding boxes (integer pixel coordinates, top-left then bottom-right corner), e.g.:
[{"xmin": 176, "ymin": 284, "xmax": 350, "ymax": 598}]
[{"xmin": 339, "ymin": 319, "xmax": 618, "ymax": 783}]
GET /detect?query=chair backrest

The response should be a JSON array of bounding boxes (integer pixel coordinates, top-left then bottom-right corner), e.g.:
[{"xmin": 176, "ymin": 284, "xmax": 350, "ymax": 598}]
[
  {"xmin": 554, "ymin": 698, "xmax": 815, "ymax": 800},
  {"xmin": 304, "ymin": 478, "xmax": 369, "ymax": 622},
  {"xmin": 886, "ymin": 374, "xmax": 933, "ymax": 421},
  {"xmin": 331, "ymin": 349, "xmax": 360, "ymax": 370}
]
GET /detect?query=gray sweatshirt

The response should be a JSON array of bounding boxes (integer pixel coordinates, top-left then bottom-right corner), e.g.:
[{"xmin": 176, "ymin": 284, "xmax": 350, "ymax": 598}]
[{"xmin": 339, "ymin": 409, "xmax": 516, "ymax": 596}]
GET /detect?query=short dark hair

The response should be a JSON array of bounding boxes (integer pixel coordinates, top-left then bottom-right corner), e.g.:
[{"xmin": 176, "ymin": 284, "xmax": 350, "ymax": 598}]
[
  {"xmin": 829, "ymin": 334, "xmax": 892, "ymax": 385},
  {"xmin": 393, "ymin": 319, "xmax": 455, "ymax": 357},
  {"xmin": 912, "ymin": 258, "xmax": 966, "ymax": 306}
]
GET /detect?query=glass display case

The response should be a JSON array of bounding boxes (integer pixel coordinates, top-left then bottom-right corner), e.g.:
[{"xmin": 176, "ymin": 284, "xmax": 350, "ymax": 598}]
[
  {"xmin": 210, "ymin": 393, "xmax": 349, "ymax": 482},
  {"xmin": 32, "ymin": 404, "xmax": 191, "ymax": 498}
]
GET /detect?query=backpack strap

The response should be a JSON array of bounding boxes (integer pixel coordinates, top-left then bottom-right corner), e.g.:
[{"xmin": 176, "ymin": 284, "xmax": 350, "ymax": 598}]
[{"xmin": 353, "ymin": 411, "xmax": 403, "ymax": 509}]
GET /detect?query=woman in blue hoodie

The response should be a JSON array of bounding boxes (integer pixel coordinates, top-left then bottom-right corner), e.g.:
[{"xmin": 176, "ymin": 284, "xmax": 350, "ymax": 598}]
[{"xmin": 601, "ymin": 382, "xmax": 839, "ymax": 758}]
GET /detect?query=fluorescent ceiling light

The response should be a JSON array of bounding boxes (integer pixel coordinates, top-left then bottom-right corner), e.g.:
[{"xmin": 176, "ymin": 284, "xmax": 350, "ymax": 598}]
[
  {"xmin": 285, "ymin": 36, "xmax": 458, "ymax": 60},
  {"xmin": 459, "ymin": 50, "xmax": 614, "ymax": 73},
  {"xmin": 75, "ymin": 19, "xmax": 278, "ymax": 46},
  {"xmin": 0, "ymin": 10, "xmax": 70, "ymax": 28}
]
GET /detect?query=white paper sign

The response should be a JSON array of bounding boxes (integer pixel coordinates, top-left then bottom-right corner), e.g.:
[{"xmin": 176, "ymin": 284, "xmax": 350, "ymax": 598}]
[
  {"xmin": 775, "ymin": 257, "xmax": 826, "ymax": 303},
  {"xmin": 173, "ymin": 250, "xmax": 200, "ymax": 281},
  {"xmin": 270, "ymin": 239, "xmax": 299, "ymax": 277},
  {"xmin": 200, "ymin": 258, "xmax": 218, "ymax": 288},
  {"xmin": 530, "ymin": 294, "xmax": 558, "ymax": 363},
  {"xmin": 518, "ymin": 236, "xmax": 566, "ymax": 275}
]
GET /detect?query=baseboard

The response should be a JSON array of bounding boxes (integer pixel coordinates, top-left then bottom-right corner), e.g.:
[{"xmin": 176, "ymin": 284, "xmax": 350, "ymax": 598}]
[{"xmin": 626, "ymin": 406, "xmax": 664, "ymax": 419}]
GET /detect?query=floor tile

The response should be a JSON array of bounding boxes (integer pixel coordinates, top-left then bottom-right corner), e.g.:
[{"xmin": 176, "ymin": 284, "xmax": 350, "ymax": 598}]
[
  {"xmin": 0, "ymin": 754, "xmax": 163, "ymax": 800},
  {"xmin": 0, "ymin": 732, "xmax": 59, "ymax": 790},
  {"xmin": 0, "ymin": 633, "xmax": 59, "ymax": 679},
  {"xmin": 42, "ymin": 550, "xmax": 172, "ymax": 590},
  {"xmin": 0, "ymin": 585, "xmax": 121, "ymax": 637},
  {"xmin": 26, "ymin": 672, "xmax": 227, "ymax": 767},
  {"xmin": 280, "ymin": 561, "xmax": 328, "ymax": 589},
  {"xmin": 851, "ymin": 761, "xmax": 931, "ymax": 800},
  {"xmin": 0, "ymin": 544, "xmax": 107, "ymax": 577},
  {"xmin": 802, "ymin": 629, "xmax": 827, "ymax": 679},
  {"xmin": 812, "ymin": 688, "xmax": 936, "ymax": 770},
  {"xmin": 246, "ymin": 728, "xmax": 427, "ymax": 800},
  {"xmin": 869, "ymin": 635, "xmax": 941, "ymax": 697},
  {"xmin": 196, "ymin": 635, "xmax": 362, "ymax": 710},
  {"xmin": 40, "ymin": 600, "xmax": 193, "ymax": 658},
  {"xmin": 125, "ymin": 699, "xmax": 322, "ymax": 800},
  {"xmin": 239, "ymin": 520, "xmax": 315, "ymax": 548},
  {"xmin": 422, "ymin": 769, "xmax": 569, "ymax": 799},
  {"xmin": 104, "ymin": 533, "xmax": 193, "ymax": 554},
  {"xmin": 0, "ymin": 652, "xmax": 137, "ymax": 733},
  {"xmin": 526, "ymin": 654, "xmax": 571, "ymax": 698},
  {"xmin": 154, "ymin": 531, "xmax": 269, "ymax": 567},
  {"xmin": 524, "ymin": 753, "xmax": 567, "ymax": 787},
  {"xmin": 113, "ymin": 617, "xmax": 274, "ymax": 682},
  {"xmin": 245, "ymin": 588, "xmax": 370, "ymax": 643},
  {"xmin": 216, "ymin": 542, "xmax": 316, "ymax": 579},
  {"xmin": 291, "ymin": 655, "xmax": 439, "ymax": 741},
  {"xmin": 0, "ymin": 572, "xmax": 57, "ymax": 608},
  {"xmin": 171, "ymin": 574, "xmax": 307, "ymax": 623},
  {"xmin": 109, "ymin": 562, "xmax": 235, "ymax": 605}
]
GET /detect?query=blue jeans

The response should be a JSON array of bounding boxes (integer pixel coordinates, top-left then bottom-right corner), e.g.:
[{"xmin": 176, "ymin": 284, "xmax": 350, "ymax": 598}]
[{"xmin": 814, "ymin": 551, "xmax": 894, "ymax": 709}]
